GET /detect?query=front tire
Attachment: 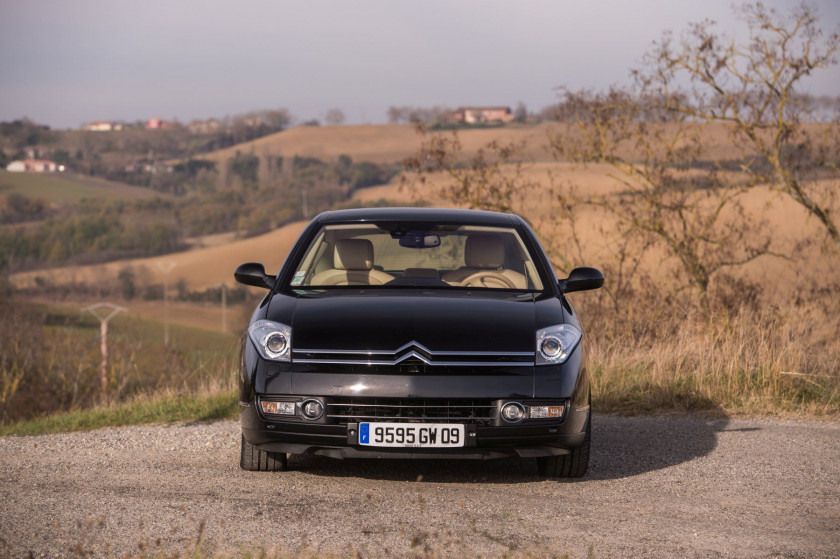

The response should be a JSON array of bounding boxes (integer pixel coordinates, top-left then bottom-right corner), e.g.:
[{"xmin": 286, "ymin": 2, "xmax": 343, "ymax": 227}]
[
  {"xmin": 240, "ymin": 435, "xmax": 288, "ymax": 471},
  {"xmin": 536, "ymin": 410, "xmax": 590, "ymax": 478}
]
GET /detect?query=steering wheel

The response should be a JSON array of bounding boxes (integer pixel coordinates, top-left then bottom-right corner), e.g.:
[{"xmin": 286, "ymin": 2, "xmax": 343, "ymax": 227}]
[{"xmin": 460, "ymin": 270, "xmax": 517, "ymax": 289}]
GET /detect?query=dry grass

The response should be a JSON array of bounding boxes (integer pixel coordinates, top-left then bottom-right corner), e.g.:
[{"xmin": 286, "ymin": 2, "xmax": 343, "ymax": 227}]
[{"xmin": 585, "ymin": 300, "xmax": 840, "ymax": 417}]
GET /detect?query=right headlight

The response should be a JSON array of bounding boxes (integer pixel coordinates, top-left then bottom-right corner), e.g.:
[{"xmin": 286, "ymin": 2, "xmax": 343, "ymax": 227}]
[
  {"xmin": 536, "ymin": 324, "xmax": 581, "ymax": 365},
  {"xmin": 248, "ymin": 319, "xmax": 292, "ymax": 362}
]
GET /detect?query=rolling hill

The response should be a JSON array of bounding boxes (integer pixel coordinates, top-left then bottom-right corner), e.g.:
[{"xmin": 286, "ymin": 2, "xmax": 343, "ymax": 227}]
[
  {"xmin": 190, "ymin": 121, "xmax": 804, "ymax": 168},
  {"xmin": 11, "ymin": 220, "xmax": 308, "ymax": 292},
  {"xmin": 194, "ymin": 123, "xmax": 557, "ymax": 165},
  {"xmin": 0, "ymin": 170, "xmax": 161, "ymax": 204},
  {"xmin": 10, "ymin": 165, "xmax": 834, "ymax": 297}
]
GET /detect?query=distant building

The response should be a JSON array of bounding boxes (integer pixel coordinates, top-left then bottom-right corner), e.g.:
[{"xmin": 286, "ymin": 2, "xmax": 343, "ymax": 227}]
[
  {"xmin": 124, "ymin": 159, "xmax": 172, "ymax": 174},
  {"xmin": 84, "ymin": 121, "xmax": 122, "ymax": 131},
  {"xmin": 6, "ymin": 159, "xmax": 64, "ymax": 173},
  {"xmin": 147, "ymin": 118, "xmax": 175, "ymax": 130},
  {"xmin": 187, "ymin": 118, "xmax": 220, "ymax": 134},
  {"xmin": 240, "ymin": 116, "xmax": 262, "ymax": 127},
  {"xmin": 451, "ymin": 107, "xmax": 514, "ymax": 124}
]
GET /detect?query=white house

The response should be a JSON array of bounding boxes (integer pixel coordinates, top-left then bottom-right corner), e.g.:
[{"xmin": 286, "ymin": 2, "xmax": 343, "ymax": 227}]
[
  {"xmin": 451, "ymin": 107, "xmax": 515, "ymax": 124},
  {"xmin": 5, "ymin": 159, "xmax": 63, "ymax": 173},
  {"xmin": 5, "ymin": 161, "xmax": 27, "ymax": 172},
  {"xmin": 84, "ymin": 121, "xmax": 122, "ymax": 131}
]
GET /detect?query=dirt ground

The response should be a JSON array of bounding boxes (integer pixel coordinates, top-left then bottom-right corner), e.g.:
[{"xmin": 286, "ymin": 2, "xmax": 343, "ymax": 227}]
[{"xmin": 1, "ymin": 414, "xmax": 838, "ymax": 557}]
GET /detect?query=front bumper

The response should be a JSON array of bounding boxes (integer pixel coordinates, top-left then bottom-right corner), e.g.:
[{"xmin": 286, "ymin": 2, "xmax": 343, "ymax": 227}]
[{"xmin": 240, "ymin": 398, "xmax": 590, "ymax": 460}]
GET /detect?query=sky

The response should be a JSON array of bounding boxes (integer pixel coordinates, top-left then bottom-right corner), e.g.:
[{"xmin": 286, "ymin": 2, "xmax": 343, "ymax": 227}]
[{"xmin": 1, "ymin": 0, "xmax": 839, "ymax": 129}]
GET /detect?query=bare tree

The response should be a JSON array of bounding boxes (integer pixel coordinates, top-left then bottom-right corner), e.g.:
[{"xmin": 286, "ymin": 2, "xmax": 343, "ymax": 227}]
[
  {"xmin": 514, "ymin": 101, "xmax": 528, "ymax": 123},
  {"xmin": 549, "ymin": 87, "xmax": 776, "ymax": 295},
  {"xmin": 638, "ymin": 1, "xmax": 840, "ymax": 248},
  {"xmin": 325, "ymin": 108, "xmax": 346, "ymax": 126},
  {"xmin": 399, "ymin": 121, "xmax": 653, "ymax": 312},
  {"xmin": 401, "ymin": 125, "xmax": 538, "ymax": 214},
  {"xmin": 387, "ymin": 106, "xmax": 408, "ymax": 123}
]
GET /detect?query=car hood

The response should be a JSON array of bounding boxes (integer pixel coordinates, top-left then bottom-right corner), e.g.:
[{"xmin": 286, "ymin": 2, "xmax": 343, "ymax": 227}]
[{"xmin": 276, "ymin": 291, "xmax": 537, "ymax": 353}]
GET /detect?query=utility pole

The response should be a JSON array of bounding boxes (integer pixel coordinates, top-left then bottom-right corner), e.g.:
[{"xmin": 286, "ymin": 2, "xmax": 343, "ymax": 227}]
[
  {"xmin": 221, "ymin": 283, "xmax": 227, "ymax": 333},
  {"xmin": 82, "ymin": 303, "xmax": 127, "ymax": 402},
  {"xmin": 156, "ymin": 261, "xmax": 176, "ymax": 345}
]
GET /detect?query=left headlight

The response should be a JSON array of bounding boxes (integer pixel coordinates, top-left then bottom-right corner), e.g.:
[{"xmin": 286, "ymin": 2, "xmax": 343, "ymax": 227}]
[
  {"xmin": 248, "ymin": 319, "xmax": 292, "ymax": 362},
  {"xmin": 536, "ymin": 324, "xmax": 581, "ymax": 365}
]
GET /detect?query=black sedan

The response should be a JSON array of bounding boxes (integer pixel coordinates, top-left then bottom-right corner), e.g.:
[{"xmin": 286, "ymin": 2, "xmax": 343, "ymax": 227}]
[{"xmin": 234, "ymin": 207, "xmax": 603, "ymax": 477}]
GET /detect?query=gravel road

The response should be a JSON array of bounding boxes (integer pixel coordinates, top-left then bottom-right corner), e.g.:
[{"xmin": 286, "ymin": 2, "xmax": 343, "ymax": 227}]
[{"xmin": 1, "ymin": 415, "xmax": 838, "ymax": 558}]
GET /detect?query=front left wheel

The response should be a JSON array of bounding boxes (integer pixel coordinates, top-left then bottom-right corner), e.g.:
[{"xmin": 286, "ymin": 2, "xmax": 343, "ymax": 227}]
[
  {"xmin": 536, "ymin": 410, "xmax": 590, "ymax": 478},
  {"xmin": 240, "ymin": 435, "xmax": 288, "ymax": 471}
]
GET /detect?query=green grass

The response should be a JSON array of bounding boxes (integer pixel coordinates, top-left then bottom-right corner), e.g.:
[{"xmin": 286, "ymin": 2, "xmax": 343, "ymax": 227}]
[
  {"xmin": 0, "ymin": 169, "xmax": 155, "ymax": 203},
  {"xmin": 42, "ymin": 302, "xmax": 239, "ymax": 354},
  {"xmin": 0, "ymin": 390, "xmax": 238, "ymax": 436}
]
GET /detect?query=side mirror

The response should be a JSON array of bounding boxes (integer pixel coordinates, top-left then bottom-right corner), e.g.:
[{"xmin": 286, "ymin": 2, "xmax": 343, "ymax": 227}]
[
  {"xmin": 234, "ymin": 262, "xmax": 276, "ymax": 290},
  {"xmin": 560, "ymin": 267, "xmax": 604, "ymax": 293}
]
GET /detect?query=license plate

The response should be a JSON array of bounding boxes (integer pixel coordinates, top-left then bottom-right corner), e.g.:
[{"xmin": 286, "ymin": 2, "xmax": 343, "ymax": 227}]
[{"xmin": 358, "ymin": 423, "xmax": 465, "ymax": 448}]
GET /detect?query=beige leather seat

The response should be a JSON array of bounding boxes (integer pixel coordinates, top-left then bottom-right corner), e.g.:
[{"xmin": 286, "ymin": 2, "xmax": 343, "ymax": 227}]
[
  {"xmin": 309, "ymin": 239, "xmax": 394, "ymax": 286},
  {"xmin": 442, "ymin": 234, "xmax": 527, "ymax": 289}
]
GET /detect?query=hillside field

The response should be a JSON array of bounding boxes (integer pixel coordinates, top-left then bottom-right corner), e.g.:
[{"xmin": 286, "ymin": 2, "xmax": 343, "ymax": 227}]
[
  {"xmin": 191, "ymin": 121, "xmax": 821, "ymax": 167},
  {"xmin": 11, "ymin": 220, "xmax": 307, "ymax": 292},
  {"xmin": 14, "ymin": 161, "xmax": 836, "ymax": 303},
  {"xmin": 0, "ymin": 170, "xmax": 160, "ymax": 204},
  {"xmin": 196, "ymin": 123, "xmax": 561, "ymax": 165}
]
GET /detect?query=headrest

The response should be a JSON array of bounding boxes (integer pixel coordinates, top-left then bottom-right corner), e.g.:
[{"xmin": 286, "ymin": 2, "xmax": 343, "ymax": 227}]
[
  {"xmin": 334, "ymin": 239, "xmax": 374, "ymax": 270},
  {"xmin": 465, "ymin": 234, "xmax": 504, "ymax": 268}
]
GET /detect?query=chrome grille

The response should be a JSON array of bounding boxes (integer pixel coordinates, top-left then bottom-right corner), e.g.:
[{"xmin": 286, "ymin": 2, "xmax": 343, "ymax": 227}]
[
  {"xmin": 326, "ymin": 398, "xmax": 496, "ymax": 425},
  {"xmin": 294, "ymin": 340, "xmax": 534, "ymax": 367}
]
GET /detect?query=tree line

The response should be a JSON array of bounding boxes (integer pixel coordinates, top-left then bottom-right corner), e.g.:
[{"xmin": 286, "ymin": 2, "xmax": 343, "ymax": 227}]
[
  {"xmin": 0, "ymin": 109, "xmax": 292, "ymax": 173},
  {"xmin": 0, "ymin": 154, "xmax": 399, "ymax": 272}
]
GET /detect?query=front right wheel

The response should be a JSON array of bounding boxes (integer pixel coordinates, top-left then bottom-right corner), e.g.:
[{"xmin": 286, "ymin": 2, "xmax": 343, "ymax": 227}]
[
  {"xmin": 536, "ymin": 410, "xmax": 590, "ymax": 478},
  {"xmin": 240, "ymin": 435, "xmax": 288, "ymax": 471}
]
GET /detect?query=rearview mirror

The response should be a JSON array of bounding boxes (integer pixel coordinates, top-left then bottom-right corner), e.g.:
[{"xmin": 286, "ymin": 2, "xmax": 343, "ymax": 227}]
[
  {"xmin": 560, "ymin": 267, "xmax": 604, "ymax": 293},
  {"xmin": 234, "ymin": 262, "xmax": 276, "ymax": 290},
  {"xmin": 397, "ymin": 231, "xmax": 441, "ymax": 249}
]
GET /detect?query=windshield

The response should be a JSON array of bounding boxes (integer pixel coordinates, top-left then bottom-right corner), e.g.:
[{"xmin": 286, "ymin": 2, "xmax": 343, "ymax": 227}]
[{"xmin": 289, "ymin": 223, "xmax": 545, "ymax": 291}]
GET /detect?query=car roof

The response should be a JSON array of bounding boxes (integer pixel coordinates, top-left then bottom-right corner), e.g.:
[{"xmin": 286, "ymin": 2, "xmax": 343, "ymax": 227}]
[{"xmin": 314, "ymin": 207, "xmax": 522, "ymax": 226}]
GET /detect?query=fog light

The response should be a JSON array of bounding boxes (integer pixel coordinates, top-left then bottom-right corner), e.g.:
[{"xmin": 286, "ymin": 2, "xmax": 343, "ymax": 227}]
[
  {"xmin": 300, "ymin": 399, "xmax": 324, "ymax": 420},
  {"xmin": 260, "ymin": 401, "xmax": 295, "ymax": 415},
  {"xmin": 529, "ymin": 405, "xmax": 565, "ymax": 419},
  {"xmin": 501, "ymin": 402, "xmax": 526, "ymax": 423}
]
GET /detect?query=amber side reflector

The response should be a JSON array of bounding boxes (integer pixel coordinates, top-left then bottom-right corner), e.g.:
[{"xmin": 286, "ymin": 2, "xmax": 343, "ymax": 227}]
[
  {"xmin": 529, "ymin": 405, "xmax": 565, "ymax": 419},
  {"xmin": 260, "ymin": 401, "xmax": 295, "ymax": 415}
]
